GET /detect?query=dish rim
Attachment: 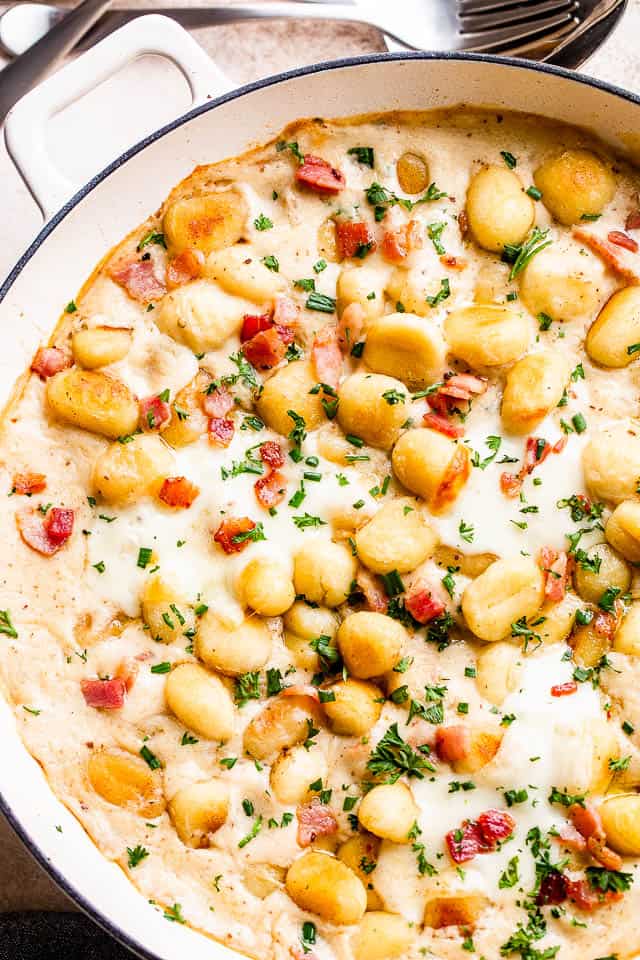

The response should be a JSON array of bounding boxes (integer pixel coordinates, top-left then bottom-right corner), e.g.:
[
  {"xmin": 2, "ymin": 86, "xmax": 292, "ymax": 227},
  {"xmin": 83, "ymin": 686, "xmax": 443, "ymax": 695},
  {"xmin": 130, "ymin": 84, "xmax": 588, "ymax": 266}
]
[{"xmin": 2, "ymin": 47, "xmax": 640, "ymax": 960}]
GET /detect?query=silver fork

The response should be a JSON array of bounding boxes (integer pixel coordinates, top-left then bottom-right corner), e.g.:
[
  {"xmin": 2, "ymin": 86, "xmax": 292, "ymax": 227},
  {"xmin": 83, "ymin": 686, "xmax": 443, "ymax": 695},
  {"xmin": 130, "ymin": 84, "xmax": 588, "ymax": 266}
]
[{"xmin": 3, "ymin": 0, "xmax": 581, "ymax": 55}]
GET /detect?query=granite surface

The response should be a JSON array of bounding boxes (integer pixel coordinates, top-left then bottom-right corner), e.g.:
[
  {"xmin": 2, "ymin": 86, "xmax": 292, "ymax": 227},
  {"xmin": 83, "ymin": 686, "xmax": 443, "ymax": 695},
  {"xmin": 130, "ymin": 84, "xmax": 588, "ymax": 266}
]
[{"xmin": 0, "ymin": 0, "xmax": 639, "ymax": 926}]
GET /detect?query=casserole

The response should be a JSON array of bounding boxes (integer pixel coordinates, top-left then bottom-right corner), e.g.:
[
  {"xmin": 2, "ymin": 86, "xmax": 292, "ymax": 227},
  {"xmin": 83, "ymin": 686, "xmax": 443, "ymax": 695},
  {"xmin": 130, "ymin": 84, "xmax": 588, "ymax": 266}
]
[{"xmin": 3, "ymin": 17, "xmax": 640, "ymax": 958}]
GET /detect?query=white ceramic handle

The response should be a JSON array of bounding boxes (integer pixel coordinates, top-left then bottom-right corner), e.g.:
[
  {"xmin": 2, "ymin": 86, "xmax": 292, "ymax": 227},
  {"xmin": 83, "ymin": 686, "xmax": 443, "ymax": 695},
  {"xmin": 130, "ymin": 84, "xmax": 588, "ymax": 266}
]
[{"xmin": 4, "ymin": 14, "xmax": 233, "ymax": 219}]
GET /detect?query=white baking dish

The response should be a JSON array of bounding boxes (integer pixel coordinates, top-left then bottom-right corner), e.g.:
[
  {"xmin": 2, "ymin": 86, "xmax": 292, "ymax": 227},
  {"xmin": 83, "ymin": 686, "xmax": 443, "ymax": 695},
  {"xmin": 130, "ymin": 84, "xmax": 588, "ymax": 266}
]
[{"xmin": 2, "ymin": 16, "xmax": 640, "ymax": 958}]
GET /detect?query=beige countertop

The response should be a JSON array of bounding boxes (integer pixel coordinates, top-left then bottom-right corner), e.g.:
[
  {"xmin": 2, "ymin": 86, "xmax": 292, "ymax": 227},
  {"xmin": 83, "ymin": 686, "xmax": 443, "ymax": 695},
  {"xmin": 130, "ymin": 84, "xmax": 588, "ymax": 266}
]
[{"xmin": 0, "ymin": 0, "xmax": 639, "ymax": 914}]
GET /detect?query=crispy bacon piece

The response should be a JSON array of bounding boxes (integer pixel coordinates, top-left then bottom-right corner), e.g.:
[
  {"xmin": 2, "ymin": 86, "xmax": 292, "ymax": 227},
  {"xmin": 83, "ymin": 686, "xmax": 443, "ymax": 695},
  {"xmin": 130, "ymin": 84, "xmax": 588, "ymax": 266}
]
[
  {"xmin": 553, "ymin": 435, "xmax": 568, "ymax": 454},
  {"xmin": 81, "ymin": 677, "xmax": 126, "ymax": 710},
  {"xmin": 536, "ymin": 870, "xmax": 568, "ymax": 906},
  {"xmin": 337, "ymin": 302, "xmax": 365, "ymax": 352},
  {"xmin": 446, "ymin": 820, "xmax": 489, "ymax": 864},
  {"xmin": 432, "ymin": 446, "xmax": 470, "ymax": 514},
  {"xmin": 608, "ymin": 230, "xmax": 639, "ymax": 253},
  {"xmin": 445, "ymin": 809, "xmax": 515, "ymax": 864},
  {"xmin": 356, "ymin": 567, "xmax": 388, "ymax": 613},
  {"xmin": 213, "ymin": 517, "xmax": 256, "ymax": 554},
  {"xmin": 166, "ymin": 249, "xmax": 204, "ymax": 290},
  {"xmin": 435, "ymin": 725, "xmax": 471, "ymax": 764},
  {"xmin": 255, "ymin": 471, "xmax": 286, "ymax": 509},
  {"xmin": 31, "ymin": 347, "xmax": 72, "ymax": 380},
  {"xmin": 295, "ymin": 155, "xmax": 345, "ymax": 195},
  {"xmin": 158, "ymin": 477, "xmax": 199, "ymax": 509},
  {"xmin": 241, "ymin": 312, "xmax": 273, "ymax": 343},
  {"xmin": 405, "ymin": 582, "xmax": 447, "ymax": 624},
  {"xmin": 202, "ymin": 384, "xmax": 234, "ymax": 418},
  {"xmin": 423, "ymin": 412, "xmax": 464, "ymax": 439},
  {"xmin": 569, "ymin": 802, "xmax": 623, "ymax": 871},
  {"xmin": 626, "ymin": 209, "xmax": 640, "ymax": 231},
  {"xmin": 140, "ymin": 394, "xmax": 171, "ymax": 431},
  {"xmin": 12, "ymin": 472, "xmax": 46, "ymax": 495},
  {"xmin": 243, "ymin": 326, "xmax": 293, "ymax": 370},
  {"xmin": 110, "ymin": 257, "xmax": 166, "ymax": 302},
  {"xmin": 312, "ymin": 325, "xmax": 342, "ymax": 389},
  {"xmin": 593, "ymin": 609, "xmax": 618, "ymax": 642},
  {"xmin": 381, "ymin": 218, "xmax": 422, "ymax": 264},
  {"xmin": 573, "ymin": 227, "xmax": 640, "ymax": 284},
  {"xmin": 260, "ymin": 440, "xmax": 285, "ymax": 471},
  {"xmin": 551, "ymin": 681, "xmax": 578, "ymax": 697},
  {"xmin": 566, "ymin": 878, "xmax": 623, "ymax": 912},
  {"xmin": 208, "ymin": 417, "xmax": 235, "ymax": 447},
  {"xmin": 555, "ymin": 822, "xmax": 587, "ymax": 853},
  {"xmin": 427, "ymin": 373, "xmax": 487, "ymax": 417},
  {"xmin": 45, "ymin": 507, "xmax": 74, "ymax": 545},
  {"xmin": 296, "ymin": 799, "xmax": 338, "ymax": 847},
  {"xmin": 501, "ymin": 436, "xmax": 553, "ymax": 498},
  {"xmin": 336, "ymin": 220, "xmax": 376, "ymax": 260},
  {"xmin": 540, "ymin": 546, "xmax": 571, "ymax": 603}
]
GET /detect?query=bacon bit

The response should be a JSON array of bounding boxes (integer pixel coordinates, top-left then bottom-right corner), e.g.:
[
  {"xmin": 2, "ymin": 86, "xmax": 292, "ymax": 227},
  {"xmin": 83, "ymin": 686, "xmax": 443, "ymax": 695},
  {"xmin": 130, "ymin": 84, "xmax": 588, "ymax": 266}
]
[
  {"xmin": 608, "ymin": 230, "xmax": 639, "ymax": 253},
  {"xmin": 139, "ymin": 394, "xmax": 171, "ymax": 431},
  {"xmin": 458, "ymin": 210, "xmax": 469, "ymax": 238},
  {"xmin": 110, "ymin": 257, "xmax": 166, "ymax": 302},
  {"xmin": 436, "ymin": 726, "xmax": 471, "ymax": 764},
  {"xmin": 260, "ymin": 440, "xmax": 285, "ymax": 471},
  {"xmin": 573, "ymin": 227, "xmax": 640, "ymax": 284},
  {"xmin": 423, "ymin": 412, "xmax": 464, "ymax": 439},
  {"xmin": 569, "ymin": 802, "xmax": 623, "ymax": 871},
  {"xmin": 539, "ymin": 546, "xmax": 571, "ymax": 603},
  {"xmin": 31, "ymin": 347, "xmax": 72, "ymax": 380},
  {"xmin": 243, "ymin": 327, "xmax": 289, "ymax": 369},
  {"xmin": 312, "ymin": 325, "xmax": 342, "ymax": 389},
  {"xmin": 356, "ymin": 567, "xmax": 388, "ymax": 613},
  {"xmin": 536, "ymin": 870, "xmax": 568, "ymax": 906},
  {"xmin": 166, "ymin": 249, "xmax": 204, "ymax": 289},
  {"xmin": 477, "ymin": 809, "xmax": 516, "ymax": 845},
  {"xmin": 336, "ymin": 220, "xmax": 376, "ymax": 260},
  {"xmin": 296, "ymin": 155, "xmax": 345, "ymax": 195},
  {"xmin": 116, "ymin": 657, "xmax": 139, "ymax": 693},
  {"xmin": 273, "ymin": 295, "xmax": 299, "ymax": 328},
  {"xmin": 12, "ymin": 472, "xmax": 46, "ymax": 495},
  {"xmin": 406, "ymin": 583, "xmax": 447, "ymax": 624},
  {"xmin": 431, "ymin": 445, "xmax": 470, "ymax": 514},
  {"xmin": 626, "ymin": 209, "xmax": 640, "ymax": 231},
  {"xmin": 501, "ymin": 436, "xmax": 553, "ymax": 499},
  {"xmin": 16, "ymin": 508, "xmax": 71, "ymax": 556},
  {"xmin": 381, "ymin": 218, "xmax": 422, "ymax": 264},
  {"xmin": 446, "ymin": 819, "xmax": 488, "ymax": 864},
  {"xmin": 337, "ymin": 302, "xmax": 365, "ymax": 352},
  {"xmin": 566, "ymin": 877, "xmax": 622, "ymax": 912},
  {"xmin": 241, "ymin": 312, "xmax": 273, "ymax": 343},
  {"xmin": 202, "ymin": 384, "xmax": 234, "ymax": 418},
  {"xmin": 158, "ymin": 477, "xmax": 199, "ymax": 509},
  {"xmin": 80, "ymin": 677, "xmax": 126, "ymax": 710},
  {"xmin": 593, "ymin": 609, "xmax": 618, "ymax": 641},
  {"xmin": 427, "ymin": 373, "xmax": 487, "ymax": 417},
  {"xmin": 553, "ymin": 435, "xmax": 568, "ymax": 454},
  {"xmin": 213, "ymin": 517, "xmax": 256, "ymax": 554},
  {"xmin": 555, "ymin": 822, "xmax": 587, "ymax": 853},
  {"xmin": 296, "ymin": 799, "xmax": 339, "ymax": 847},
  {"xmin": 45, "ymin": 507, "xmax": 74, "ymax": 545},
  {"xmin": 440, "ymin": 254, "xmax": 467, "ymax": 271},
  {"xmin": 551, "ymin": 681, "xmax": 578, "ymax": 697},
  {"xmin": 255, "ymin": 470, "xmax": 286, "ymax": 509},
  {"xmin": 208, "ymin": 417, "xmax": 235, "ymax": 447}
]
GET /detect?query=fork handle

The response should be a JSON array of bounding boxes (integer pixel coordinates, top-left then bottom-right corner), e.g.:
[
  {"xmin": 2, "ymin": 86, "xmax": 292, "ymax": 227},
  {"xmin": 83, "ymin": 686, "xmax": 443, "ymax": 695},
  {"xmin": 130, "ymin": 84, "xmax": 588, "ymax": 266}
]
[{"xmin": 0, "ymin": 0, "xmax": 112, "ymax": 121}]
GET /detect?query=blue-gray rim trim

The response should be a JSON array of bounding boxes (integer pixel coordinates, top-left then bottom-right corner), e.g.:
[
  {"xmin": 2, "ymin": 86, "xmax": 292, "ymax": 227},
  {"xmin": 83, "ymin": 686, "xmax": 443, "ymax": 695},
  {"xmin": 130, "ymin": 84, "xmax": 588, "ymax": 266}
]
[{"xmin": 2, "ymin": 48, "xmax": 640, "ymax": 960}]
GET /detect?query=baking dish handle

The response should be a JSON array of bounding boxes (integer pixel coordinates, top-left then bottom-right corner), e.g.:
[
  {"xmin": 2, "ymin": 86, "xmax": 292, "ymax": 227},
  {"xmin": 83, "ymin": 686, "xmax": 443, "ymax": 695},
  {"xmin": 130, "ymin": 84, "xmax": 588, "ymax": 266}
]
[{"xmin": 4, "ymin": 14, "xmax": 233, "ymax": 220}]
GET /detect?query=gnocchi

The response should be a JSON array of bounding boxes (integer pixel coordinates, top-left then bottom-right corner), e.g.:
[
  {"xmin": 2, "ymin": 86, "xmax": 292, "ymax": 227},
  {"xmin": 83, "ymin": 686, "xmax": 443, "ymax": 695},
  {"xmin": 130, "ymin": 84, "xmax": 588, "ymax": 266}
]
[
  {"xmin": 534, "ymin": 149, "xmax": 615, "ymax": 225},
  {"xmin": 391, "ymin": 428, "xmax": 470, "ymax": 513},
  {"xmin": 337, "ymin": 372, "xmax": 408, "ymax": 450},
  {"xmin": 46, "ymin": 368, "xmax": 138, "ymax": 438},
  {"xmin": 168, "ymin": 779, "xmax": 229, "ymax": 847},
  {"xmin": 363, "ymin": 313, "xmax": 446, "ymax": 389},
  {"xmin": 444, "ymin": 305, "xmax": 532, "ymax": 368},
  {"xmin": 163, "ymin": 190, "xmax": 247, "ymax": 253},
  {"xmin": 337, "ymin": 611, "xmax": 406, "ymax": 678},
  {"xmin": 587, "ymin": 287, "xmax": 640, "ymax": 368},
  {"xmin": 165, "ymin": 663, "xmax": 234, "ymax": 741},
  {"xmin": 461, "ymin": 556, "xmax": 544, "ymax": 641},
  {"xmin": 466, "ymin": 165, "xmax": 534, "ymax": 252}
]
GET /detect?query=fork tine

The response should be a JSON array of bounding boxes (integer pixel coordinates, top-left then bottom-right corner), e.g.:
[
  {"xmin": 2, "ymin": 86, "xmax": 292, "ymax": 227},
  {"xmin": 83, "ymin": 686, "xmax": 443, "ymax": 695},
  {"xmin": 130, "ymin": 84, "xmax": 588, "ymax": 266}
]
[
  {"xmin": 459, "ymin": 8, "xmax": 577, "ymax": 45},
  {"xmin": 457, "ymin": 0, "xmax": 558, "ymax": 13},
  {"xmin": 460, "ymin": 0, "xmax": 577, "ymax": 31}
]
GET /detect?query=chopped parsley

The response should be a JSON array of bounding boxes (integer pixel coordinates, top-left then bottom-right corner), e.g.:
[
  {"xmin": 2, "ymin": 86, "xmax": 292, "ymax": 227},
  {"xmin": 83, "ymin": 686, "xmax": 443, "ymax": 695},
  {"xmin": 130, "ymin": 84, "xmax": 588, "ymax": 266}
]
[
  {"xmin": 426, "ymin": 278, "xmax": 450, "ymax": 307},
  {"xmin": 306, "ymin": 291, "xmax": 336, "ymax": 313},
  {"xmin": 501, "ymin": 150, "xmax": 517, "ymax": 168},
  {"xmin": 127, "ymin": 845, "xmax": 149, "ymax": 869},
  {"xmin": 254, "ymin": 213, "xmax": 273, "ymax": 231},
  {"xmin": 503, "ymin": 226, "xmax": 552, "ymax": 281},
  {"xmin": 348, "ymin": 146, "xmax": 374, "ymax": 167},
  {"xmin": 366, "ymin": 723, "xmax": 433, "ymax": 783},
  {"xmin": 0, "ymin": 609, "xmax": 18, "ymax": 638}
]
